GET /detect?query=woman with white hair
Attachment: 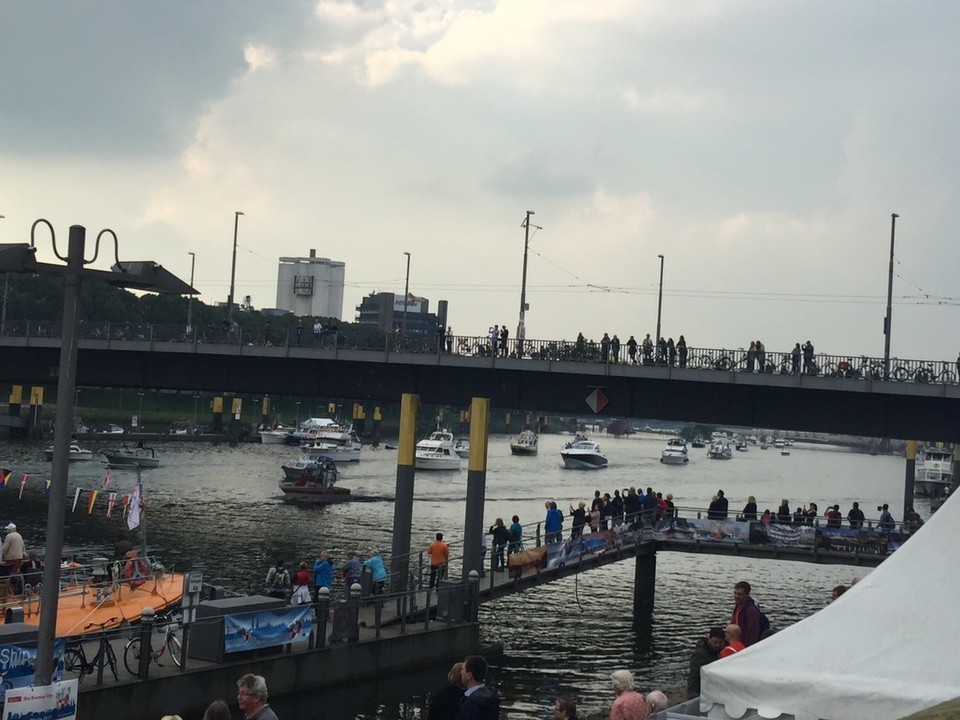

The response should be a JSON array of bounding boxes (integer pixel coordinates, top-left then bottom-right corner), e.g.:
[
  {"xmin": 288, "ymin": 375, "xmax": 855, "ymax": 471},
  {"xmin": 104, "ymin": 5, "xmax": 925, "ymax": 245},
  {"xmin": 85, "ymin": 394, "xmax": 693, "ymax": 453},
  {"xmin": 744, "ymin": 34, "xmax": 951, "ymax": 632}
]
[{"xmin": 610, "ymin": 669, "xmax": 649, "ymax": 720}]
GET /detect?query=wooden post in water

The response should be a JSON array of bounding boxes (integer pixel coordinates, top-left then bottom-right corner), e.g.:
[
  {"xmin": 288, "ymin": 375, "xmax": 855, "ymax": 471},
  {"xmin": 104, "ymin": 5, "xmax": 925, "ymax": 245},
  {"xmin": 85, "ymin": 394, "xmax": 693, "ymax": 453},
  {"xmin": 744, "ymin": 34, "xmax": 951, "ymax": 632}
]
[
  {"xmin": 7, "ymin": 385, "xmax": 22, "ymax": 440},
  {"xmin": 372, "ymin": 406, "xmax": 381, "ymax": 447},
  {"xmin": 462, "ymin": 397, "xmax": 490, "ymax": 580},
  {"xmin": 390, "ymin": 394, "xmax": 419, "ymax": 592},
  {"xmin": 903, "ymin": 440, "xmax": 917, "ymax": 521},
  {"xmin": 211, "ymin": 396, "xmax": 223, "ymax": 433},
  {"xmin": 633, "ymin": 544, "xmax": 657, "ymax": 621},
  {"xmin": 27, "ymin": 386, "xmax": 43, "ymax": 440}
]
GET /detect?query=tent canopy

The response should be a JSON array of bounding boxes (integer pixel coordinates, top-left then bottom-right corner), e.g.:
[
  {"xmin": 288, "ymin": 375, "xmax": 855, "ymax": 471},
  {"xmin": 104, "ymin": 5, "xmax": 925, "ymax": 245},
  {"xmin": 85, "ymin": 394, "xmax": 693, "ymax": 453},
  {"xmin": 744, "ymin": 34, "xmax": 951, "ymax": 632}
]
[{"xmin": 700, "ymin": 492, "xmax": 960, "ymax": 720}]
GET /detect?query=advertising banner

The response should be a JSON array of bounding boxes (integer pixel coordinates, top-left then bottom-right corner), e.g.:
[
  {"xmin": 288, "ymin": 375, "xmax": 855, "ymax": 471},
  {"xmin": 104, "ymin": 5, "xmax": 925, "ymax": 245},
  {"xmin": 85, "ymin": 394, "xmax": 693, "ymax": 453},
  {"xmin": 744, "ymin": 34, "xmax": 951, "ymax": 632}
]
[
  {"xmin": 0, "ymin": 639, "xmax": 65, "ymax": 690},
  {"xmin": 653, "ymin": 518, "xmax": 753, "ymax": 544},
  {"xmin": 2, "ymin": 678, "xmax": 77, "ymax": 720},
  {"xmin": 223, "ymin": 606, "xmax": 312, "ymax": 653}
]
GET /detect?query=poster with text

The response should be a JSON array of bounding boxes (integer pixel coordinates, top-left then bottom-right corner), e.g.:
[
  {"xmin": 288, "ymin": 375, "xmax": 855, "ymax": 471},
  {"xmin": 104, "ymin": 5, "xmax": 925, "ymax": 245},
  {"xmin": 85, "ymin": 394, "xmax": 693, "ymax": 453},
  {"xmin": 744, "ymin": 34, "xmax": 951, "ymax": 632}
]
[
  {"xmin": 2, "ymin": 678, "xmax": 78, "ymax": 720},
  {"xmin": 223, "ymin": 606, "xmax": 312, "ymax": 653}
]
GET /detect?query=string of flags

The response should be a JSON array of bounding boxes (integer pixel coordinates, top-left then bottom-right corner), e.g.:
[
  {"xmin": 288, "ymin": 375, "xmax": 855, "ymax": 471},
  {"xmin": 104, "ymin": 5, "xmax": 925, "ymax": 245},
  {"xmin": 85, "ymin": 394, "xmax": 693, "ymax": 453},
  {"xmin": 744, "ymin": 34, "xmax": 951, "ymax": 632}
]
[{"xmin": 0, "ymin": 466, "xmax": 143, "ymax": 528}]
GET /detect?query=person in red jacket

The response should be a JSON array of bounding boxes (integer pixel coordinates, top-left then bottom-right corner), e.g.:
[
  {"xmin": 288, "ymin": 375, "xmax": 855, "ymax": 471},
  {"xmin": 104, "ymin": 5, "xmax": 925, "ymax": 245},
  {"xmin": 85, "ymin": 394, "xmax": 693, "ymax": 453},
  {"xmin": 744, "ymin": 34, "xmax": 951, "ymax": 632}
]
[
  {"xmin": 720, "ymin": 624, "xmax": 746, "ymax": 657},
  {"xmin": 731, "ymin": 580, "xmax": 763, "ymax": 646}
]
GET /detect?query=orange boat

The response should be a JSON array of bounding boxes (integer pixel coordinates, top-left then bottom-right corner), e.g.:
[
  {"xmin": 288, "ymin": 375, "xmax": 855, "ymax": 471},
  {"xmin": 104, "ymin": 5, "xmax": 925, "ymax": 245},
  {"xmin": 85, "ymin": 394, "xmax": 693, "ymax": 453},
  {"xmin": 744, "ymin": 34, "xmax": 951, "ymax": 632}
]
[{"xmin": 3, "ymin": 554, "xmax": 184, "ymax": 638}]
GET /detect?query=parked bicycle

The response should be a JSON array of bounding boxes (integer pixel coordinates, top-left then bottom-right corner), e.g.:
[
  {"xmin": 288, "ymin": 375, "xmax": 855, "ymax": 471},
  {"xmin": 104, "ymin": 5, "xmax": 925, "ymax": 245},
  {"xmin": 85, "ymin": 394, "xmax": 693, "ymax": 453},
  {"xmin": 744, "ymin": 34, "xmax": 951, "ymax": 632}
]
[
  {"xmin": 63, "ymin": 618, "xmax": 121, "ymax": 683},
  {"xmin": 123, "ymin": 614, "xmax": 182, "ymax": 675}
]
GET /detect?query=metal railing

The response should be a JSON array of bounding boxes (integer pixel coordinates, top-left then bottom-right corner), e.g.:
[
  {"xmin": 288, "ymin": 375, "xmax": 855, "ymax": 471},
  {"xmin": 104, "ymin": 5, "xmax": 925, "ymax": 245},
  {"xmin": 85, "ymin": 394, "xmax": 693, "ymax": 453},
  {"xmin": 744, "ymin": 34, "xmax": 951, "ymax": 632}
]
[{"xmin": 2, "ymin": 321, "xmax": 958, "ymax": 385}]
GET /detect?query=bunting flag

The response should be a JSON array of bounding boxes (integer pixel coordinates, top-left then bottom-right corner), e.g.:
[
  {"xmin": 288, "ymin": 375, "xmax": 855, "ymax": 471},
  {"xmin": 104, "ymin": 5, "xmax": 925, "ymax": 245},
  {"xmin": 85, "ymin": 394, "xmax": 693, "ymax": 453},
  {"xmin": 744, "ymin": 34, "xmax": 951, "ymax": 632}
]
[
  {"xmin": 87, "ymin": 490, "xmax": 99, "ymax": 515},
  {"xmin": 123, "ymin": 494, "xmax": 130, "ymax": 517},
  {"xmin": 71, "ymin": 487, "xmax": 81, "ymax": 513},
  {"xmin": 18, "ymin": 474, "xmax": 28, "ymax": 500},
  {"xmin": 102, "ymin": 470, "xmax": 113, "ymax": 490},
  {"xmin": 0, "ymin": 469, "xmax": 10, "ymax": 487},
  {"xmin": 127, "ymin": 482, "xmax": 142, "ymax": 530},
  {"xmin": 107, "ymin": 492, "xmax": 117, "ymax": 518},
  {"xmin": 45, "ymin": 479, "xmax": 51, "ymax": 496}
]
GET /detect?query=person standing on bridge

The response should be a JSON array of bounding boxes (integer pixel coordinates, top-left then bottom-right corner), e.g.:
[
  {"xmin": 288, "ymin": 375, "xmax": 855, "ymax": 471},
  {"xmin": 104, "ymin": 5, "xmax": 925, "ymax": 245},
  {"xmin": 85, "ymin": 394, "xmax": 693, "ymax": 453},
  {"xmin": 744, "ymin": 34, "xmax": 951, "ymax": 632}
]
[
  {"xmin": 731, "ymin": 580, "xmax": 763, "ymax": 647},
  {"xmin": 568, "ymin": 502, "xmax": 587, "ymax": 539},
  {"xmin": 488, "ymin": 519, "xmax": 510, "ymax": 571},
  {"xmin": 847, "ymin": 501, "xmax": 865, "ymax": 530},
  {"xmin": 508, "ymin": 516, "xmax": 523, "ymax": 554},
  {"xmin": 428, "ymin": 533, "xmax": 450, "ymax": 587},
  {"xmin": 545, "ymin": 502, "xmax": 564, "ymax": 544}
]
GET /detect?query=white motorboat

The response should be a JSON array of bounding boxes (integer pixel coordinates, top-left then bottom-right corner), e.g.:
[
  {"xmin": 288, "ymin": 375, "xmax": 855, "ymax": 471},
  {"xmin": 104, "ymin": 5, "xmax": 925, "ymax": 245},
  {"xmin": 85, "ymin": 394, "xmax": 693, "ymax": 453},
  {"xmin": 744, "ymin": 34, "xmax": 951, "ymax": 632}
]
[
  {"xmin": 916, "ymin": 445, "xmax": 953, "ymax": 497},
  {"xmin": 510, "ymin": 430, "xmax": 539, "ymax": 456},
  {"xmin": 660, "ymin": 438, "xmax": 690, "ymax": 465},
  {"xmin": 279, "ymin": 455, "xmax": 349, "ymax": 503},
  {"xmin": 453, "ymin": 438, "xmax": 470, "ymax": 459},
  {"xmin": 301, "ymin": 424, "xmax": 362, "ymax": 462},
  {"xmin": 707, "ymin": 441, "xmax": 733, "ymax": 460},
  {"xmin": 258, "ymin": 427, "xmax": 290, "ymax": 445},
  {"xmin": 286, "ymin": 417, "xmax": 337, "ymax": 445},
  {"xmin": 281, "ymin": 449, "xmax": 340, "ymax": 482},
  {"xmin": 103, "ymin": 446, "xmax": 160, "ymax": 468},
  {"xmin": 735, "ymin": 439, "xmax": 749, "ymax": 452},
  {"xmin": 415, "ymin": 430, "xmax": 462, "ymax": 470},
  {"xmin": 44, "ymin": 442, "xmax": 93, "ymax": 462},
  {"xmin": 781, "ymin": 448, "xmax": 791, "ymax": 456},
  {"xmin": 560, "ymin": 436, "xmax": 608, "ymax": 469},
  {"xmin": 691, "ymin": 435, "xmax": 706, "ymax": 448}
]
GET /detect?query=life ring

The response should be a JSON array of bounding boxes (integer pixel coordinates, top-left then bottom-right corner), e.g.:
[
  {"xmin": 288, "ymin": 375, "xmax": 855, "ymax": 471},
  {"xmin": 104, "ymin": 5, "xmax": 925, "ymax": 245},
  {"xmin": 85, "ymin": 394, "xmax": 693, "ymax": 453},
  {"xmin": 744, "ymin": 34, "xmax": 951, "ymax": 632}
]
[{"xmin": 123, "ymin": 554, "xmax": 150, "ymax": 589}]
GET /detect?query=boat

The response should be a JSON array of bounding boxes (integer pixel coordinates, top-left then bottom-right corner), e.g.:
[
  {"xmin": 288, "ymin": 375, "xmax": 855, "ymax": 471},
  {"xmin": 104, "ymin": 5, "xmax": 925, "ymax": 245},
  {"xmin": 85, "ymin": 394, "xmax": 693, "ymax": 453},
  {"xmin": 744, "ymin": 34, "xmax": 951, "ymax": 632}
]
[
  {"xmin": 286, "ymin": 417, "xmax": 337, "ymax": 445},
  {"xmin": 281, "ymin": 449, "xmax": 342, "ymax": 482},
  {"xmin": 735, "ymin": 439, "xmax": 749, "ymax": 452},
  {"xmin": 691, "ymin": 435, "xmax": 706, "ymax": 449},
  {"xmin": 279, "ymin": 457, "xmax": 349, "ymax": 503},
  {"xmin": 774, "ymin": 438, "xmax": 786, "ymax": 450},
  {"xmin": 453, "ymin": 438, "xmax": 470, "ymax": 459},
  {"xmin": 103, "ymin": 446, "xmax": 160, "ymax": 468},
  {"xmin": 746, "ymin": 435, "xmax": 759, "ymax": 444},
  {"xmin": 660, "ymin": 438, "xmax": 690, "ymax": 465},
  {"xmin": 43, "ymin": 442, "xmax": 93, "ymax": 462},
  {"xmin": 707, "ymin": 441, "xmax": 733, "ymax": 460},
  {"xmin": 415, "ymin": 430, "xmax": 462, "ymax": 471},
  {"xmin": 510, "ymin": 430, "xmax": 539, "ymax": 456},
  {"xmin": 915, "ymin": 444, "xmax": 953, "ymax": 497},
  {"xmin": 781, "ymin": 448, "xmax": 791, "ymax": 456},
  {"xmin": 300, "ymin": 424, "xmax": 362, "ymax": 462},
  {"xmin": 560, "ymin": 436, "xmax": 608, "ymax": 469},
  {"xmin": 258, "ymin": 427, "xmax": 290, "ymax": 444}
]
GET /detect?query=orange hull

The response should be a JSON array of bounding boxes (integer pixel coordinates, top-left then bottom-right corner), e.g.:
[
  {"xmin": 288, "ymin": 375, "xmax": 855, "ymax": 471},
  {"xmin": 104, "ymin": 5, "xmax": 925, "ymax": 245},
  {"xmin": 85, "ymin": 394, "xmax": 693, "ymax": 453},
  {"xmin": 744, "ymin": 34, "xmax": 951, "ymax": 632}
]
[{"xmin": 12, "ymin": 572, "xmax": 184, "ymax": 638}]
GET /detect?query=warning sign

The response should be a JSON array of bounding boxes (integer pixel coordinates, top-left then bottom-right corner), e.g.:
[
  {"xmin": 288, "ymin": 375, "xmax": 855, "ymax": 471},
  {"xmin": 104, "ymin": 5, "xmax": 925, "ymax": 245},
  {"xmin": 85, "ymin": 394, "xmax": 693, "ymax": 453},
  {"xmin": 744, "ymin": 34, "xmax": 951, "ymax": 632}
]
[{"xmin": 585, "ymin": 389, "xmax": 608, "ymax": 414}]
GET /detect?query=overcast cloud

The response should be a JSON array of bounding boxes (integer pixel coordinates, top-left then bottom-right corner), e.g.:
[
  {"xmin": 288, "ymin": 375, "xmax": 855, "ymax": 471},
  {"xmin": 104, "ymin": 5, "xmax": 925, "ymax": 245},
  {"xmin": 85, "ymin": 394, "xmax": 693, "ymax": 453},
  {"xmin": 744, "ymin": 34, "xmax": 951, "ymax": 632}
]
[{"xmin": 1, "ymin": 0, "xmax": 958, "ymax": 360}]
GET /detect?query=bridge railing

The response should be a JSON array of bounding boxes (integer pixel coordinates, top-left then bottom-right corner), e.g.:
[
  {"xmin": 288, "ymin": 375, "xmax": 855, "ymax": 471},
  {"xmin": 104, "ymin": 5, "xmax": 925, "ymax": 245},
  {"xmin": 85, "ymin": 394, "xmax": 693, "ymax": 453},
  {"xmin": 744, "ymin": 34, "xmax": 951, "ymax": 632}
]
[{"xmin": 4, "ymin": 321, "xmax": 958, "ymax": 385}]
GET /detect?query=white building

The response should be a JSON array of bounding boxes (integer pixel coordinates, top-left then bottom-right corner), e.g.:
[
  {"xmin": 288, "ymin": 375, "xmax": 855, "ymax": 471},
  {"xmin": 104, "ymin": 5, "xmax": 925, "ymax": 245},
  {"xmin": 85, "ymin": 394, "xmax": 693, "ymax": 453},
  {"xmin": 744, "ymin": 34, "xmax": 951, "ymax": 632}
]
[{"xmin": 275, "ymin": 250, "xmax": 345, "ymax": 319}]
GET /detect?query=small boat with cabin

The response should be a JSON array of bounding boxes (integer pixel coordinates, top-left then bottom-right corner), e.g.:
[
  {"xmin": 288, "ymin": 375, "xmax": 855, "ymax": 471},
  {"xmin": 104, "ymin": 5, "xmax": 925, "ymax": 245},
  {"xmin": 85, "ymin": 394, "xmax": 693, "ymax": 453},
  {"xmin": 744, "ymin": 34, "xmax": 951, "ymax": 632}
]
[
  {"xmin": 453, "ymin": 438, "xmax": 470, "ymax": 459},
  {"xmin": 660, "ymin": 438, "xmax": 690, "ymax": 465},
  {"xmin": 258, "ymin": 425, "xmax": 290, "ymax": 444},
  {"xmin": 707, "ymin": 441, "xmax": 733, "ymax": 460},
  {"xmin": 510, "ymin": 430, "xmax": 539, "ymax": 456},
  {"xmin": 300, "ymin": 424, "xmax": 362, "ymax": 462},
  {"xmin": 279, "ymin": 458, "xmax": 349, "ymax": 503},
  {"xmin": 44, "ymin": 441, "xmax": 93, "ymax": 462},
  {"xmin": 281, "ymin": 449, "xmax": 341, "ymax": 482},
  {"xmin": 560, "ymin": 435, "xmax": 608, "ymax": 469},
  {"xmin": 415, "ymin": 429, "xmax": 463, "ymax": 471},
  {"xmin": 103, "ymin": 446, "xmax": 160, "ymax": 469},
  {"xmin": 691, "ymin": 435, "xmax": 707, "ymax": 448},
  {"xmin": 915, "ymin": 445, "xmax": 953, "ymax": 497}
]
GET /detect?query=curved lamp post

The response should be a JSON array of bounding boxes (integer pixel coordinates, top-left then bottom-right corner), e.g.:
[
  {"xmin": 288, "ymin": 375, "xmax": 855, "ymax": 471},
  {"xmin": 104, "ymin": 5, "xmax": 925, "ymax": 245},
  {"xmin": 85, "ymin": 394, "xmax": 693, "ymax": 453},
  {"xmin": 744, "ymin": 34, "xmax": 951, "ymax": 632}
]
[
  {"xmin": 0, "ymin": 221, "xmax": 195, "ymax": 686},
  {"xmin": 228, "ymin": 211, "xmax": 244, "ymax": 321}
]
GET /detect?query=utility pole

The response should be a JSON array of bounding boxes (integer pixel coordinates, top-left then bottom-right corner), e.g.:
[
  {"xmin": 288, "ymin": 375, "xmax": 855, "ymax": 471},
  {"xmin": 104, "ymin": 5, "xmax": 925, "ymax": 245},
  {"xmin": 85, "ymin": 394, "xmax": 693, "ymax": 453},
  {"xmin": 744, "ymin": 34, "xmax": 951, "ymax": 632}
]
[
  {"xmin": 655, "ymin": 254, "xmax": 665, "ymax": 347},
  {"xmin": 517, "ymin": 211, "xmax": 538, "ymax": 353},
  {"xmin": 883, "ymin": 213, "xmax": 898, "ymax": 381},
  {"xmin": 186, "ymin": 251, "xmax": 196, "ymax": 333},
  {"xmin": 227, "ymin": 211, "xmax": 243, "ymax": 321},
  {"xmin": 401, "ymin": 252, "xmax": 411, "ymax": 337}
]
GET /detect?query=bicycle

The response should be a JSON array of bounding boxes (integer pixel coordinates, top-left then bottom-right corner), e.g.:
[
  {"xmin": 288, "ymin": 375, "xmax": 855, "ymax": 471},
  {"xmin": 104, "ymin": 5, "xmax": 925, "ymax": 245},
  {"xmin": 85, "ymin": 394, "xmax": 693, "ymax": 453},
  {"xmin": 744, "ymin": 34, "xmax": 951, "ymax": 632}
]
[
  {"xmin": 123, "ymin": 614, "xmax": 182, "ymax": 675},
  {"xmin": 63, "ymin": 618, "xmax": 121, "ymax": 683}
]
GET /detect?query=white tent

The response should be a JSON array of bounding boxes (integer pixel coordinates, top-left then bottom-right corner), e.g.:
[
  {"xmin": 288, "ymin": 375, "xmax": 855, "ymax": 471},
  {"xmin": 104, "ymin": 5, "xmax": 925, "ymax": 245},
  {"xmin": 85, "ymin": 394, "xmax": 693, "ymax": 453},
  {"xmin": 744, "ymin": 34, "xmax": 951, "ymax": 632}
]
[{"xmin": 699, "ymin": 491, "xmax": 960, "ymax": 720}]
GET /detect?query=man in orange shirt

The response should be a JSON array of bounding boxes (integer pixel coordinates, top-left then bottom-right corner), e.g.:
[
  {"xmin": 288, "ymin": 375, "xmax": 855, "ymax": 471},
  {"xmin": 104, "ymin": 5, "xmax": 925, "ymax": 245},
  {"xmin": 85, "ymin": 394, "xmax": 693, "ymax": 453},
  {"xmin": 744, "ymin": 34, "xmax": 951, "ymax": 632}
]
[
  {"xmin": 720, "ymin": 624, "xmax": 746, "ymax": 658},
  {"xmin": 428, "ymin": 532, "xmax": 450, "ymax": 588}
]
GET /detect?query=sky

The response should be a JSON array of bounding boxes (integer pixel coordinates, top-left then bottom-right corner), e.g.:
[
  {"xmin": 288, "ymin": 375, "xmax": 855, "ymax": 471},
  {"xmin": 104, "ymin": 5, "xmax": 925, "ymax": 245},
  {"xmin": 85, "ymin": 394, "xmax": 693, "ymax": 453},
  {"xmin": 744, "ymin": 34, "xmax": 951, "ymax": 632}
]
[{"xmin": 2, "ymin": 0, "xmax": 959, "ymax": 361}]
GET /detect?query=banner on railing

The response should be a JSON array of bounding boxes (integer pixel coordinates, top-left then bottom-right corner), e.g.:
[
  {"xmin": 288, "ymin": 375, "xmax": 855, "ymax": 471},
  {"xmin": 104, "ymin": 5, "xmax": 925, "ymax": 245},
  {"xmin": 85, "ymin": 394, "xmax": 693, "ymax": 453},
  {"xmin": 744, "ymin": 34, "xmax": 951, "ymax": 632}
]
[
  {"xmin": 2, "ymin": 678, "xmax": 77, "ymax": 720},
  {"xmin": 223, "ymin": 606, "xmax": 312, "ymax": 653},
  {"xmin": 650, "ymin": 518, "xmax": 753, "ymax": 544},
  {"xmin": 0, "ymin": 638, "xmax": 66, "ymax": 690}
]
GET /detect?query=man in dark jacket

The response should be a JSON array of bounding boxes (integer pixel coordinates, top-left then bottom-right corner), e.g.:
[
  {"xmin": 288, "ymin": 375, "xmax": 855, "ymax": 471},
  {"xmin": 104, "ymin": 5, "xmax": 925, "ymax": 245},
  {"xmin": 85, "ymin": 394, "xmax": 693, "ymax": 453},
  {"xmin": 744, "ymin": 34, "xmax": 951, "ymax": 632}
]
[
  {"xmin": 457, "ymin": 655, "xmax": 500, "ymax": 720},
  {"xmin": 688, "ymin": 627, "xmax": 725, "ymax": 698},
  {"xmin": 731, "ymin": 580, "xmax": 763, "ymax": 646}
]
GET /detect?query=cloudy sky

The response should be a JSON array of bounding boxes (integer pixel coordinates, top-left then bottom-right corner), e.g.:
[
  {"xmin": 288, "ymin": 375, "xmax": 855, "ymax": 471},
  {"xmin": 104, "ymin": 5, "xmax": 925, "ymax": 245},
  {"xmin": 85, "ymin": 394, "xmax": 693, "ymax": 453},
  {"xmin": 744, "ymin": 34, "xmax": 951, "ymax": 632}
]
[{"xmin": 2, "ymin": 1, "xmax": 959, "ymax": 361}]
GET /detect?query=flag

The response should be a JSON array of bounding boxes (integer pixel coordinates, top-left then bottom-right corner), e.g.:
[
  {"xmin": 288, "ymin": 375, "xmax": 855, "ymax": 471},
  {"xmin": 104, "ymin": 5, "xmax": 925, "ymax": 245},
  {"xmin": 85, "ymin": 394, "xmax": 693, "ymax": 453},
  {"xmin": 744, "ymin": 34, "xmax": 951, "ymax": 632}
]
[
  {"xmin": 87, "ymin": 490, "xmax": 99, "ymax": 515},
  {"xmin": 45, "ymin": 479, "xmax": 51, "ymax": 496},
  {"xmin": 0, "ymin": 469, "xmax": 10, "ymax": 487},
  {"xmin": 18, "ymin": 474, "xmax": 28, "ymax": 500},
  {"xmin": 127, "ymin": 482, "xmax": 142, "ymax": 530},
  {"xmin": 122, "ymin": 495, "xmax": 130, "ymax": 517},
  {"xmin": 107, "ymin": 492, "xmax": 117, "ymax": 518},
  {"xmin": 103, "ymin": 471, "xmax": 113, "ymax": 490},
  {"xmin": 71, "ymin": 487, "xmax": 81, "ymax": 513}
]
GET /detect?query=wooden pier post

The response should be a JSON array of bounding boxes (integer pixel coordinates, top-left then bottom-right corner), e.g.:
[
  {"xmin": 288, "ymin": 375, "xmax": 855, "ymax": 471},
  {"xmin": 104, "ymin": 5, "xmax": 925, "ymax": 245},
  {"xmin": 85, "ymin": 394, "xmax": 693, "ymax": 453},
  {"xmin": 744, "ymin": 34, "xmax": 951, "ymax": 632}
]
[
  {"xmin": 633, "ymin": 545, "xmax": 657, "ymax": 621},
  {"xmin": 462, "ymin": 397, "xmax": 490, "ymax": 580},
  {"xmin": 903, "ymin": 440, "xmax": 917, "ymax": 521}
]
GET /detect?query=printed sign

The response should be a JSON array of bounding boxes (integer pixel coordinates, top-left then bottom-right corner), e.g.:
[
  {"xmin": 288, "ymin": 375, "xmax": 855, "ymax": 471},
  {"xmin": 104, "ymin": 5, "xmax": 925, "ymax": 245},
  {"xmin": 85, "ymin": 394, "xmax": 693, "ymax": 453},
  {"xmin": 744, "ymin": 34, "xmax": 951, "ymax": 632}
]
[
  {"xmin": 0, "ymin": 639, "xmax": 65, "ymax": 690},
  {"xmin": 223, "ymin": 606, "xmax": 312, "ymax": 653},
  {"xmin": 2, "ymin": 678, "xmax": 77, "ymax": 720}
]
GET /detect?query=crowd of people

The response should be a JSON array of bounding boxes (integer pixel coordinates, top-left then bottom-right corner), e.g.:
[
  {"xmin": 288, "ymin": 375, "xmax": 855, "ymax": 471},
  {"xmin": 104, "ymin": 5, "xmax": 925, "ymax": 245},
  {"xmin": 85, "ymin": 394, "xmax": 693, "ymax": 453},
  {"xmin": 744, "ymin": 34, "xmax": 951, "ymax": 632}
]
[{"xmin": 263, "ymin": 549, "xmax": 388, "ymax": 608}]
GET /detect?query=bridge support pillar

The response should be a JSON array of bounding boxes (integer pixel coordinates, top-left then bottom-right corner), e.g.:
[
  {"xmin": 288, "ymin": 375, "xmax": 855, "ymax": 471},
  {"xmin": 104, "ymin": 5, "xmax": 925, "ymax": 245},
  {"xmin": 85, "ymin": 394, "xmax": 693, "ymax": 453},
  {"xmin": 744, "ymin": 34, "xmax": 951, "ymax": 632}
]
[
  {"xmin": 353, "ymin": 403, "xmax": 365, "ymax": 436},
  {"xmin": 903, "ymin": 440, "xmax": 917, "ymax": 520},
  {"xmin": 211, "ymin": 397, "xmax": 223, "ymax": 433},
  {"xmin": 633, "ymin": 547, "xmax": 656, "ymax": 621},
  {"xmin": 462, "ymin": 397, "xmax": 490, "ymax": 580},
  {"xmin": 260, "ymin": 396, "xmax": 270, "ymax": 429},
  {"xmin": 390, "ymin": 394, "xmax": 419, "ymax": 593},
  {"xmin": 7, "ymin": 386, "xmax": 22, "ymax": 439},
  {"xmin": 371, "ymin": 407, "xmax": 382, "ymax": 447},
  {"xmin": 27, "ymin": 386, "xmax": 44, "ymax": 440},
  {"xmin": 505, "ymin": 412, "xmax": 511, "ymax": 434}
]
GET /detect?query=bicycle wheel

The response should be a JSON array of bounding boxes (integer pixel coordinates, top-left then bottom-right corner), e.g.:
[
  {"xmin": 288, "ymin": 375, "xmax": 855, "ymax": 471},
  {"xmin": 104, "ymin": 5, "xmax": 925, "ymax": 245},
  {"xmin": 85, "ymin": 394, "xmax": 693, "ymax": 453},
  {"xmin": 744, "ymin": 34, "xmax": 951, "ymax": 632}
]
[
  {"xmin": 123, "ymin": 637, "xmax": 144, "ymax": 676},
  {"xmin": 821, "ymin": 362, "xmax": 838, "ymax": 378},
  {"xmin": 64, "ymin": 647, "xmax": 87, "ymax": 681},
  {"xmin": 939, "ymin": 369, "xmax": 957, "ymax": 384},
  {"xmin": 915, "ymin": 367, "xmax": 933, "ymax": 384},
  {"xmin": 167, "ymin": 633, "xmax": 183, "ymax": 667},
  {"xmin": 891, "ymin": 366, "xmax": 909, "ymax": 382}
]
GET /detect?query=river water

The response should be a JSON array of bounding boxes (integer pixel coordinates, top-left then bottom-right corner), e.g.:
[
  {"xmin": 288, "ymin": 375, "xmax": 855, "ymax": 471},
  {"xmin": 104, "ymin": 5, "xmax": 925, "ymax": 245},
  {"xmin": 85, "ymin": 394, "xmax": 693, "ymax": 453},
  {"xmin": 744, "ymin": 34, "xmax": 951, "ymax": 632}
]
[{"xmin": 0, "ymin": 434, "xmax": 927, "ymax": 719}]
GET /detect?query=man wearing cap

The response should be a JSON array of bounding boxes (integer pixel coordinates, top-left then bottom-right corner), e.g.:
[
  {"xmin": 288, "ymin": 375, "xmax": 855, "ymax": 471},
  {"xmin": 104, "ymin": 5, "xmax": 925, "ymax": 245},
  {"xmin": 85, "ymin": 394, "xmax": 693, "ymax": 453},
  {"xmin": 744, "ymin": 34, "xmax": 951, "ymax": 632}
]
[
  {"xmin": 2, "ymin": 523, "xmax": 24, "ymax": 576},
  {"xmin": 688, "ymin": 627, "xmax": 725, "ymax": 697}
]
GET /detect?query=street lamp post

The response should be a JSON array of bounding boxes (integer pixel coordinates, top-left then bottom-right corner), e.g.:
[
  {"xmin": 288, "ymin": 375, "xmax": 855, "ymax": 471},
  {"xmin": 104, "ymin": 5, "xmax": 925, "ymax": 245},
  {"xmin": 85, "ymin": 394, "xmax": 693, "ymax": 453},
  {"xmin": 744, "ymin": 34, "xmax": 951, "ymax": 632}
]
[
  {"xmin": 401, "ymin": 252, "xmax": 411, "ymax": 337},
  {"xmin": 655, "ymin": 254, "xmax": 665, "ymax": 351},
  {"xmin": 0, "ymin": 221, "xmax": 195, "ymax": 685},
  {"xmin": 517, "ymin": 211, "xmax": 536, "ymax": 354},
  {"xmin": 137, "ymin": 392, "xmax": 145, "ymax": 432},
  {"xmin": 193, "ymin": 394, "xmax": 200, "ymax": 428},
  {"xmin": 186, "ymin": 251, "xmax": 196, "ymax": 334},
  {"xmin": 228, "ymin": 211, "xmax": 244, "ymax": 321},
  {"xmin": 882, "ymin": 213, "xmax": 899, "ymax": 381}
]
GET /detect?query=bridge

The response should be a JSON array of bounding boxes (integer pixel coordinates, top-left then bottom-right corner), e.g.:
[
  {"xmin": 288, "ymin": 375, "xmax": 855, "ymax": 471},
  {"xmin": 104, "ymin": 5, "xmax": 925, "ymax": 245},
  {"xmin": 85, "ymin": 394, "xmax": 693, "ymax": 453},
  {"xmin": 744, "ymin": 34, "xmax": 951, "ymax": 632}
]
[{"xmin": 1, "ymin": 322, "xmax": 958, "ymax": 441}]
